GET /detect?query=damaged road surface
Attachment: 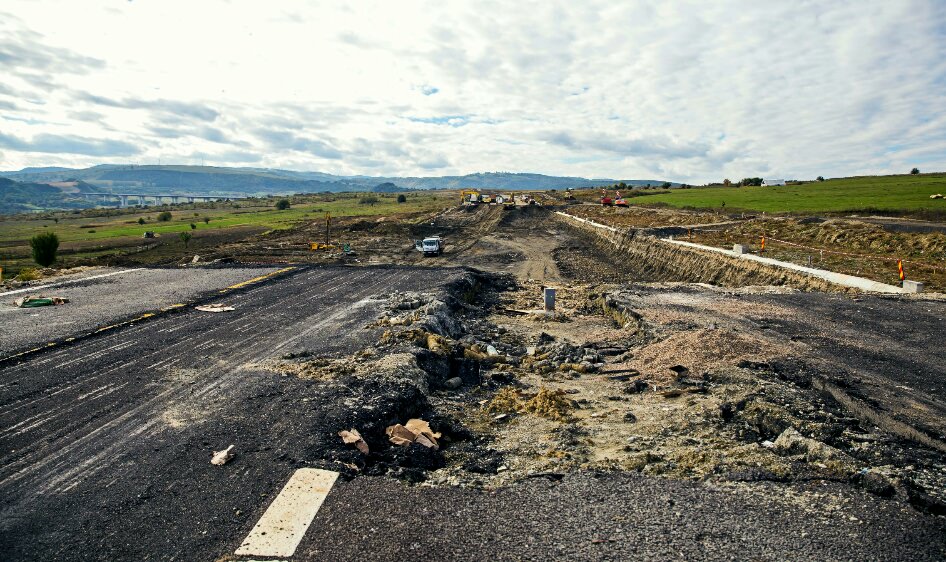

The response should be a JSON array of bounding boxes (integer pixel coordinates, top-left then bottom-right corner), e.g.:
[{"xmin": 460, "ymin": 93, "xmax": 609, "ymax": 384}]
[
  {"xmin": 0, "ymin": 265, "xmax": 468, "ymax": 561},
  {"xmin": 1, "ymin": 263, "xmax": 944, "ymax": 561}
]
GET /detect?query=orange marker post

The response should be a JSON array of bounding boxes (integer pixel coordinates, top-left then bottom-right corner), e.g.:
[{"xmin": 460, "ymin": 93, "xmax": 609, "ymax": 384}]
[
  {"xmin": 898, "ymin": 259, "xmax": 904, "ymax": 282},
  {"xmin": 760, "ymin": 236, "xmax": 766, "ymax": 253}
]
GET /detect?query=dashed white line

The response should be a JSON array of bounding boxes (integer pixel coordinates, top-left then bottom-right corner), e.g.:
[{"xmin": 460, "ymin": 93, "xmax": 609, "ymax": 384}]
[{"xmin": 235, "ymin": 468, "xmax": 339, "ymax": 558}]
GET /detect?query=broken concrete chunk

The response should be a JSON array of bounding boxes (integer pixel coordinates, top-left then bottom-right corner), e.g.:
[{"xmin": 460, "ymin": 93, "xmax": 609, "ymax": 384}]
[
  {"xmin": 405, "ymin": 418, "xmax": 441, "ymax": 441},
  {"xmin": 386, "ymin": 418, "xmax": 442, "ymax": 450},
  {"xmin": 195, "ymin": 304, "xmax": 235, "ymax": 313},
  {"xmin": 211, "ymin": 445, "xmax": 235, "ymax": 466},
  {"xmin": 426, "ymin": 333, "xmax": 452, "ymax": 355},
  {"xmin": 338, "ymin": 428, "xmax": 369, "ymax": 454},
  {"xmin": 773, "ymin": 427, "xmax": 845, "ymax": 461},
  {"xmin": 386, "ymin": 424, "xmax": 416, "ymax": 446}
]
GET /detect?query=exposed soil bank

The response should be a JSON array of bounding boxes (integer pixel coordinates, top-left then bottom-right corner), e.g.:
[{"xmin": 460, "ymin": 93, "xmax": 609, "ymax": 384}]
[{"xmin": 555, "ymin": 211, "xmax": 847, "ymax": 290}]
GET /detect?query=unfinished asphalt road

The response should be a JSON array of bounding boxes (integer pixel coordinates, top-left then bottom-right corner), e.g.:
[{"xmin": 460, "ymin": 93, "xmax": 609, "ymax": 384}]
[
  {"xmin": 2, "ymin": 265, "xmax": 944, "ymax": 561},
  {"xmin": 0, "ymin": 266, "xmax": 282, "ymax": 357},
  {"xmin": 0, "ymin": 265, "xmax": 462, "ymax": 561}
]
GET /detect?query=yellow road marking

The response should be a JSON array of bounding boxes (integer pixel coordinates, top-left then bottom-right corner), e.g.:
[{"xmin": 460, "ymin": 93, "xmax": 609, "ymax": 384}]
[
  {"xmin": 222, "ymin": 267, "xmax": 295, "ymax": 292},
  {"xmin": 2, "ymin": 268, "xmax": 295, "ymax": 363}
]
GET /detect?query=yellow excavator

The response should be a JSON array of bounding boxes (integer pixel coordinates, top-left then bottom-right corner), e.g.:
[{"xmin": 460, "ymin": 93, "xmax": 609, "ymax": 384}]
[{"xmin": 460, "ymin": 189, "xmax": 480, "ymax": 206}]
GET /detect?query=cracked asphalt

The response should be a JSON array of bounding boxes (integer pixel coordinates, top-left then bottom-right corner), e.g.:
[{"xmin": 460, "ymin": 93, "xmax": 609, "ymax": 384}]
[{"xmin": 1, "ymin": 265, "xmax": 944, "ymax": 561}]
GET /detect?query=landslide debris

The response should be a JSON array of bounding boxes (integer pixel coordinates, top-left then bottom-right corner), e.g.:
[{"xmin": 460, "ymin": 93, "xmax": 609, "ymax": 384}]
[
  {"xmin": 250, "ymin": 267, "xmax": 944, "ymax": 518},
  {"xmin": 411, "ymin": 279, "xmax": 946, "ymax": 517}
]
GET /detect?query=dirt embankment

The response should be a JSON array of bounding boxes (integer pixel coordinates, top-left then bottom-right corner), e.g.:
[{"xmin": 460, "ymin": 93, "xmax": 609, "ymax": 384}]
[
  {"xmin": 690, "ymin": 217, "xmax": 946, "ymax": 291},
  {"xmin": 562, "ymin": 203, "xmax": 727, "ymax": 229},
  {"xmin": 555, "ymin": 213, "xmax": 843, "ymax": 291}
]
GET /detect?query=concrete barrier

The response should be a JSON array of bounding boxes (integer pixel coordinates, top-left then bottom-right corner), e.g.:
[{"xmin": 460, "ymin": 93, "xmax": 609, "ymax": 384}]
[{"xmin": 903, "ymin": 280, "xmax": 924, "ymax": 293}]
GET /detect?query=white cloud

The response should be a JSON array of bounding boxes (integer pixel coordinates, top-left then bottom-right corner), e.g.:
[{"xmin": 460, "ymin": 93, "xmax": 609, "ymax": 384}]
[{"xmin": 0, "ymin": 0, "xmax": 944, "ymax": 181}]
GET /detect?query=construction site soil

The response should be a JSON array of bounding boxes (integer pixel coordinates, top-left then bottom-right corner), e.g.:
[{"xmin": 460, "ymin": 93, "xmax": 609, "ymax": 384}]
[{"xmin": 3, "ymin": 202, "xmax": 945, "ymax": 560}]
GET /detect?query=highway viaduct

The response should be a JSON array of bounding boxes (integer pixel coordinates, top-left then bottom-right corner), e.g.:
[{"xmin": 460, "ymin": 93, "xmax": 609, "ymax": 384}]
[{"xmin": 83, "ymin": 193, "xmax": 230, "ymax": 207}]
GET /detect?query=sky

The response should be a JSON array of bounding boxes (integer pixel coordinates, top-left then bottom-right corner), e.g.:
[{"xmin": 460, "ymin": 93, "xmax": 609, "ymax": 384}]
[{"xmin": 1, "ymin": 0, "xmax": 945, "ymax": 183}]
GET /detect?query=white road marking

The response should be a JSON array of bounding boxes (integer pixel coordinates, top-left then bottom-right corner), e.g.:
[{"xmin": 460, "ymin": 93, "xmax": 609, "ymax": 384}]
[
  {"xmin": 235, "ymin": 468, "xmax": 339, "ymax": 558},
  {"xmin": 0, "ymin": 268, "xmax": 145, "ymax": 297}
]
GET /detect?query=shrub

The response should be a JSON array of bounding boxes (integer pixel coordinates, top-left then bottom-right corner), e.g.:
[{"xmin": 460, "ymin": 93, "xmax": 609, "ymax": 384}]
[
  {"xmin": 190, "ymin": 223, "xmax": 197, "ymax": 229},
  {"xmin": 30, "ymin": 231, "xmax": 59, "ymax": 267},
  {"xmin": 16, "ymin": 267, "xmax": 41, "ymax": 281},
  {"xmin": 911, "ymin": 167, "xmax": 920, "ymax": 175},
  {"xmin": 359, "ymin": 196, "xmax": 379, "ymax": 205},
  {"xmin": 180, "ymin": 231, "xmax": 192, "ymax": 247},
  {"xmin": 397, "ymin": 194, "xmax": 407, "ymax": 203},
  {"xmin": 157, "ymin": 211, "xmax": 172, "ymax": 221},
  {"xmin": 275, "ymin": 199, "xmax": 291, "ymax": 210},
  {"xmin": 138, "ymin": 217, "xmax": 145, "ymax": 225},
  {"xmin": 817, "ymin": 176, "xmax": 825, "ymax": 182},
  {"xmin": 203, "ymin": 216, "xmax": 210, "ymax": 224}
]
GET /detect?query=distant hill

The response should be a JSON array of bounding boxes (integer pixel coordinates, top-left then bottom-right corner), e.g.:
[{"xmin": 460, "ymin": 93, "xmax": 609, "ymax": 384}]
[
  {"xmin": 0, "ymin": 177, "xmax": 100, "ymax": 213},
  {"xmin": 0, "ymin": 164, "xmax": 677, "ymax": 212},
  {"xmin": 372, "ymin": 182, "xmax": 408, "ymax": 193},
  {"xmin": 370, "ymin": 172, "xmax": 668, "ymax": 191},
  {"xmin": 1, "ymin": 166, "xmax": 76, "ymax": 176}
]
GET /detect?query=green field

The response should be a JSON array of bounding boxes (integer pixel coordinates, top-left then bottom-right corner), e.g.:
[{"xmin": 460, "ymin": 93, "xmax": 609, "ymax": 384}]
[
  {"xmin": 635, "ymin": 174, "xmax": 946, "ymax": 215},
  {"xmin": 0, "ymin": 192, "xmax": 448, "ymax": 245}
]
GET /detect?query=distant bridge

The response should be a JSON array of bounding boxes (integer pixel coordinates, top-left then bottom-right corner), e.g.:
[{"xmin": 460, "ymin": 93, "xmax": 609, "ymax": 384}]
[{"xmin": 83, "ymin": 193, "xmax": 230, "ymax": 207}]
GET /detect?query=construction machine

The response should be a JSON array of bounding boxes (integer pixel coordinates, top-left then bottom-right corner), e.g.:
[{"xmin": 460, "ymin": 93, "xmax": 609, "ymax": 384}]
[
  {"xmin": 414, "ymin": 236, "xmax": 444, "ymax": 256},
  {"xmin": 614, "ymin": 191, "xmax": 628, "ymax": 207},
  {"xmin": 460, "ymin": 190, "xmax": 480, "ymax": 206},
  {"xmin": 600, "ymin": 189, "xmax": 613, "ymax": 206}
]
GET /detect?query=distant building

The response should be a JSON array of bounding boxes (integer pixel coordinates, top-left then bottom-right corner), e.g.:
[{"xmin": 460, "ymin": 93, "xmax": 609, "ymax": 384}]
[{"xmin": 762, "ymin": 178, "xmax": 785, "ymax": 186}]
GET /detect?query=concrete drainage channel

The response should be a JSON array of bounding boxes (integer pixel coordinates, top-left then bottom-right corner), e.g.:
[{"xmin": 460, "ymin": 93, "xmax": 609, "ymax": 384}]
[{"xmin": 553, "ymin": 210, "xmax": 913, "ymax": 292}]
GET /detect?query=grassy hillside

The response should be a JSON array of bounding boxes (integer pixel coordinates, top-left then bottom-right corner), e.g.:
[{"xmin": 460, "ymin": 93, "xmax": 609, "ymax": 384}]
[
  {"xmin": 0, "ymin": 178, "xmax": 100, "ymax": 213},
  {"xmin": 0, "ymin": 191, "xmax": 452, "ymax": 274},
  {"xmin": 0, "ymin": 192, "xmax": 447, "ymax": 245},
  {"xmin": 637, "ymin": 174, "xmax": 946, "ymax": 215}
]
